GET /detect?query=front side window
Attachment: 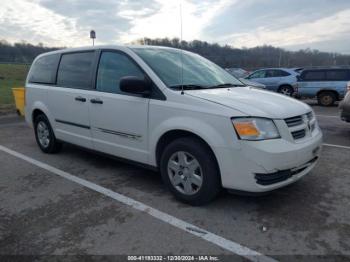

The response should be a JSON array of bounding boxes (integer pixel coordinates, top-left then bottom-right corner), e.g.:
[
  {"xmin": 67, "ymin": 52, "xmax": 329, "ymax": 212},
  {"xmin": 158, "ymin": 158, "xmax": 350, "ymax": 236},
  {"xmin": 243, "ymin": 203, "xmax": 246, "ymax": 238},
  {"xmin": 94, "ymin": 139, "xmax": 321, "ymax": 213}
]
[
  {"xmin": 57, "ymin": 52, "xmax": 95, "ymax": 89},
  {"xmin": 132, "ymin": 47, "xmax": 244, "ymax": 89},
  {"xmin": 265, "ymin": 70, "xmax": 276, "ymax": 78},
  {"xmin": 249, "ymin": 70, "xmax": 266, "ymax": 79},
  {"xmin": 28, "ymin": 54, "xmax": 60, "ymax": 84},
  {"xmin": 96, "ymin": 51, "xmax": 144, "ymax": 94}
]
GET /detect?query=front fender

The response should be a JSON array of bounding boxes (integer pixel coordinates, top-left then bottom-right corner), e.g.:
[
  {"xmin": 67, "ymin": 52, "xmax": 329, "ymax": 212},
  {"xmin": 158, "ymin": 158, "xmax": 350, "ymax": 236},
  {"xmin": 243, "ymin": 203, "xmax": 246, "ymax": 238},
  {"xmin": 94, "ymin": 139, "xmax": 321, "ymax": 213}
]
[{"xmin": 149, "ymin": 116, "xmax": 234, "ymax": 166}]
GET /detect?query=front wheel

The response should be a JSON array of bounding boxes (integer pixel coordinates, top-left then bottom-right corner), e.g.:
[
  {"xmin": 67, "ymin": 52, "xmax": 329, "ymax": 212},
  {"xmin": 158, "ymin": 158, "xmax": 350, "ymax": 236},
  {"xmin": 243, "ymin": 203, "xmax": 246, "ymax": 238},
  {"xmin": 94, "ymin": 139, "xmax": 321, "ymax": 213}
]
[
  {"xmin": 34, "ymin": 114, "xmax": 62, "ymax": 153},
  {"xmin": 278, "ymin": 85, "xmax": 293, "ymax": 96},
  {"xmin": 160, "ymin": 137, "xmax": 221, "ymax": 205}
]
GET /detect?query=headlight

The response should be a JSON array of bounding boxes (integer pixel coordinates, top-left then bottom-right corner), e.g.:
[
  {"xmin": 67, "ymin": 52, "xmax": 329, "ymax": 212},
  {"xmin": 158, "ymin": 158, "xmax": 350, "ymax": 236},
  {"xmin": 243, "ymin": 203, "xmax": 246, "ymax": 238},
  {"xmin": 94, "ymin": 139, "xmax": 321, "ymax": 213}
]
[{"xmin": 232, "ymin": 118, "xmax": 280, "ymax": 141}]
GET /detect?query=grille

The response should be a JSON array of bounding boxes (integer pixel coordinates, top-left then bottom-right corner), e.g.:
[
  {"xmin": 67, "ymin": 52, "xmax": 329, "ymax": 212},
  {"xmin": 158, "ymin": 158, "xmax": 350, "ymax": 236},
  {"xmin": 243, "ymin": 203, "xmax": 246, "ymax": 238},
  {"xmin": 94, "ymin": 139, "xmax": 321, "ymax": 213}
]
[
  {"xmin": 285, "ymin": 116, "xmax": 303, "ymax": 127},
  {"xmin": 291, "ymin": 129, "xmax": 306, "ymax": 139},
  {"xmin": 285, "ymin": 112, "xmax": 316, "ymax": 140}
]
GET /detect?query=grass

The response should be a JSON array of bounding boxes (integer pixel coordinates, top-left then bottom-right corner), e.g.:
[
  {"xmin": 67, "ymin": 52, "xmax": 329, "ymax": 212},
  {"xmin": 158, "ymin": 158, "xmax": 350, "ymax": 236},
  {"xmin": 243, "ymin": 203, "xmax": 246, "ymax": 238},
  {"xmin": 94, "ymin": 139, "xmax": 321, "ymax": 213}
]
[{"xmin": 0, "ymin": 64, "xmax": 30, "ymax": 106}]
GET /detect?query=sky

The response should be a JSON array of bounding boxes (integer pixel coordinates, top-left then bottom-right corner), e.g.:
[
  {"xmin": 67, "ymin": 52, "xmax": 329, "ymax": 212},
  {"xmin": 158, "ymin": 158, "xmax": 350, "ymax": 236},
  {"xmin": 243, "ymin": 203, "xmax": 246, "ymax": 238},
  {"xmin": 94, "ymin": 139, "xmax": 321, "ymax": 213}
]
[{"xmin": 0, "ymin": 0, "xmax": 350, "ymax": 54}]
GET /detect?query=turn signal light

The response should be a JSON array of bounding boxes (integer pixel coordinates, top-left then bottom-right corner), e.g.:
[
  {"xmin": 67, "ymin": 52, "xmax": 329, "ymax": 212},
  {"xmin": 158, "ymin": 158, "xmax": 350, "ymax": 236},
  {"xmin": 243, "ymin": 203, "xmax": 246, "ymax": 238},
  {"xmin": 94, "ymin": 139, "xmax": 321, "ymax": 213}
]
[{"xmin": 233, "ymin": 122, "xmax": 260, "ymax": 137}]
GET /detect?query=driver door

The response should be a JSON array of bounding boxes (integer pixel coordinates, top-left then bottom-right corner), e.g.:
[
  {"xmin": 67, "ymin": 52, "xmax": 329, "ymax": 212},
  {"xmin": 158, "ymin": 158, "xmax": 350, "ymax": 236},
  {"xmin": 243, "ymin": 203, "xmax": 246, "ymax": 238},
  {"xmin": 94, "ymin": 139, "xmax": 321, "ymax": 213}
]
[{"xmin": 89, "ymin": 50, "xmax": 150, "ymax": 164}]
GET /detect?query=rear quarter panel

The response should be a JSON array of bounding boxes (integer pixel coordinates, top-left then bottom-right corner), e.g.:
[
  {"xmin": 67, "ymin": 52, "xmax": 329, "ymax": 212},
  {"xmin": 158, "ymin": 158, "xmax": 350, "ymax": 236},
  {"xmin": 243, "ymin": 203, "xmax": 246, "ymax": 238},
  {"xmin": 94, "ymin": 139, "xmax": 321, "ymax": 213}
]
[{"xmin": 24, "ymin": 83, "xmax": 50, "ymax": 127}]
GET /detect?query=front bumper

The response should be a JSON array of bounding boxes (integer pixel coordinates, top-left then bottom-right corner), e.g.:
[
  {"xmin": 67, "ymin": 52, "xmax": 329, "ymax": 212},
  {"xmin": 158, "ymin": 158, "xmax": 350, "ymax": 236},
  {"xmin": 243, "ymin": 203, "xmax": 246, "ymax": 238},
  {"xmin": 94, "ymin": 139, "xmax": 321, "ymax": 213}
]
[
  {"xmin": 255, "ymin": 156, "xmax": 318, "ymax": 185},
  {"xmin": 341, "ymin": 110, "xmax": 350, "ymax": 122},
  {"xmin": 215, "ymin": 130, "xmax": 323, "ymax": 192}
]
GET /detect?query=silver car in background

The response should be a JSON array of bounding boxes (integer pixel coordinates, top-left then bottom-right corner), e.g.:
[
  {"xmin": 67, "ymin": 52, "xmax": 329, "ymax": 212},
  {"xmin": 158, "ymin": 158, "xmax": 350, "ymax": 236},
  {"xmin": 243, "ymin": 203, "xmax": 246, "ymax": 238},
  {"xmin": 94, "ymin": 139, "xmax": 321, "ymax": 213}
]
[
  {"xmin": 225, "ymin": 68, "xmax": 266, "ymax": 89},
  {"xmin": 245, "ymin": 68, "xmax": 298, "ymax": 96}
]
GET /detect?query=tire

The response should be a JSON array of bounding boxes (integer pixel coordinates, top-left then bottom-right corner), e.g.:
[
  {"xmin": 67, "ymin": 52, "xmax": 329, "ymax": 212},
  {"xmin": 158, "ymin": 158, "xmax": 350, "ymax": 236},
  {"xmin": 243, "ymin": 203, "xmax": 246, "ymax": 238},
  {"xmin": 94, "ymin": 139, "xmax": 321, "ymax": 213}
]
[
  {"xmin": 278, "ymin": 85, "xmax": 293, "ymax": 96},
  {"xmin": 317, "ymin": 92, "xmax": 336, "ymax": 106},
  {"xmin": 160, "ymin": 137, "xmax": 221, "ymax": 205},
  {"xmin": 34, "ymin": 114, "xmax": 62, "ymax": 153}
]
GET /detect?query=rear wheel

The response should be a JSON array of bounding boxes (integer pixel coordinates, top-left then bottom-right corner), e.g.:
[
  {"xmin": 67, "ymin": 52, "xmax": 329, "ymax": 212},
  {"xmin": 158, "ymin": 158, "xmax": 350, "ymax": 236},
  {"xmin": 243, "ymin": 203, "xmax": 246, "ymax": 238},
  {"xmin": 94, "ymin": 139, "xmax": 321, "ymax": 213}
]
[
  {"xmin": 34, "ymin": 114, "xmax": 62, "ymax": 153},
  {"xmin": 317, "ymin": 92, "xmax": 336, "ymax": 106},
  {"xmin": 160, "ymin": 137, "xmax": 221, "ymax": 205},
  {"xmin": 278, "ymin": 85, "xmax": 293, "ymax": 96}
]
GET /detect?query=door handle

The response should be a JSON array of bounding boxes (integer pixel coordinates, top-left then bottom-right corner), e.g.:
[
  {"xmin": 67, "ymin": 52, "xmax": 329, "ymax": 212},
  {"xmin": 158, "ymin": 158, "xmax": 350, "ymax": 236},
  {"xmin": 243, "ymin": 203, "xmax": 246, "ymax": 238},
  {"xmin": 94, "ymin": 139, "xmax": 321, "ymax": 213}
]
[
  {"xmin": 90, "ymin": 98, "xmax": 103, "ymax": 104},
  {"xmin": 75, "ymin": 96, "xmax": 86, "ymax": 102}
]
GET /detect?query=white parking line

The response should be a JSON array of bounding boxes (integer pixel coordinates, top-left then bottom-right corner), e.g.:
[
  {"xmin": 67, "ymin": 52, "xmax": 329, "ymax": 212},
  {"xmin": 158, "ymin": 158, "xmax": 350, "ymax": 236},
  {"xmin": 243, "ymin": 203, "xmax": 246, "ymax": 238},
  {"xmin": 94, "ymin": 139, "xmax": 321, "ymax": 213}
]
[
  {"xmin": 323, "ymin": 143, "xmax": 350, "ymax": 150},
  {"xmin": 0, "ymin": 145, "xmax": 275, "ymax": 262}
]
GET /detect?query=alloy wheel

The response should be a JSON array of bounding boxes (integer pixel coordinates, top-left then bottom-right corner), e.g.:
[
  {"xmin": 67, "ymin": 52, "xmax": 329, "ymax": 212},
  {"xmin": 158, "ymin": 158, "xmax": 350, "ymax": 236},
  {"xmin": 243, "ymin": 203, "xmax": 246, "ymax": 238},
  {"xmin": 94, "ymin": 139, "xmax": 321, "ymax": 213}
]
[{"xmin": 36, "ymin": 121, "xmax": 50, "ymax": 148}]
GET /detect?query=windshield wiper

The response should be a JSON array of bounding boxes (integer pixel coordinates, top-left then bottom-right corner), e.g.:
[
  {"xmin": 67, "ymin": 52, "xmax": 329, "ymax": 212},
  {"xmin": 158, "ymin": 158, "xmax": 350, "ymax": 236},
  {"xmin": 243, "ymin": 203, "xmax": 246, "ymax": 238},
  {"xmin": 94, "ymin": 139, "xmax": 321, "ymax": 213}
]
[
  {"xmin": 207, "ymin": 83, "xmax": 246, "ymax": 89},
  {"xmin": 169, "ymin": 84, "xmax": 207, "ymax": 90},
  {"xmin": 169, "ymin": 83, "xmax": 246, "ymax": 90}
]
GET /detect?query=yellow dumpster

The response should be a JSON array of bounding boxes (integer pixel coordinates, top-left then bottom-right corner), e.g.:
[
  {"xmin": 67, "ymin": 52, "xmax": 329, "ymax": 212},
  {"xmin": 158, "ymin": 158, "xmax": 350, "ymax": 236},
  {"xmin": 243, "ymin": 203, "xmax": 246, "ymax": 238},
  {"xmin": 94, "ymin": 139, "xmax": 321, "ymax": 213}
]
[{"xmin": 12, "ymin": 87, "xmax": 25, "ymax": 116}]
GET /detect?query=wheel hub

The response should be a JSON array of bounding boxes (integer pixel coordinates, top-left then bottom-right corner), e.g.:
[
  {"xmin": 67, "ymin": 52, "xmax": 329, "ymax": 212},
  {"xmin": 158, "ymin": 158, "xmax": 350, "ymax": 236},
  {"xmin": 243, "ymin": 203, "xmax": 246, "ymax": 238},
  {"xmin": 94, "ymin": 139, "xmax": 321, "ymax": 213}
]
[{"xmin": 167, "ymin": 151, "xmax": 203, "ymax": 195}]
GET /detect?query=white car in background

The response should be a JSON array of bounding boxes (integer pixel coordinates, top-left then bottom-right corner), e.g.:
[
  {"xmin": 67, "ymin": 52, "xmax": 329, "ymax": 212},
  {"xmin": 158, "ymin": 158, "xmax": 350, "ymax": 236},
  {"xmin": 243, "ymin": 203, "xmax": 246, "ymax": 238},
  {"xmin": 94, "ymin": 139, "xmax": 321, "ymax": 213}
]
[{"xmin": 25, "ymin": 45, "xmax": 322, "ymax": 205}]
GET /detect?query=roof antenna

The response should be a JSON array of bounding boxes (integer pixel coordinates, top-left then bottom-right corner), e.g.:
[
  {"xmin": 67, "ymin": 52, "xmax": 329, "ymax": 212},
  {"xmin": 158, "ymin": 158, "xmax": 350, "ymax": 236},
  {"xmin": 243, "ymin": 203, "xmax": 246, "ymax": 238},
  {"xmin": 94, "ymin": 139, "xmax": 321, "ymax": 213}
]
[{"xmin": 180, "ymin": 2, "xmax": 184, "ymax": 95}]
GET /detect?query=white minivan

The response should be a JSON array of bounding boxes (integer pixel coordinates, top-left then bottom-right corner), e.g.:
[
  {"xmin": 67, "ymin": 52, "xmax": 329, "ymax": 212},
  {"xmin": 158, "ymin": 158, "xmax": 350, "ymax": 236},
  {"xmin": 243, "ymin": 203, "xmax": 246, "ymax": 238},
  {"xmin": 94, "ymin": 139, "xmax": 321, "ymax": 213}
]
[{"xmin": 25, "ymin": 45, "xmax": 323, "ymax": 205}]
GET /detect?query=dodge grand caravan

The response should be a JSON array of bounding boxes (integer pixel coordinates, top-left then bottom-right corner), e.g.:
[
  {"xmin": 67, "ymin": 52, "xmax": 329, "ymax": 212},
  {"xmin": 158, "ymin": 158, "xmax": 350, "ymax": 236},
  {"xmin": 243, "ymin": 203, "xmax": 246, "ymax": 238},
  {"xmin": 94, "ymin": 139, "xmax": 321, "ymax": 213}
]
[{"xmin": 25, "ymin": 46, "xmax": 323, "ymax": 205}]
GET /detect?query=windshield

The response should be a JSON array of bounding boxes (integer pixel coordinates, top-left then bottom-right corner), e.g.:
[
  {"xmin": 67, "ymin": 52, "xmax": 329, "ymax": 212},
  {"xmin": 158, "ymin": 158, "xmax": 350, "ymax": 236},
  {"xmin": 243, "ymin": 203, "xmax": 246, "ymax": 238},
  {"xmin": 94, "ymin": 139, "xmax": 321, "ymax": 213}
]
[{"xmin": 131, "ymin": 47, "xmax": 245, "ymax": 89}]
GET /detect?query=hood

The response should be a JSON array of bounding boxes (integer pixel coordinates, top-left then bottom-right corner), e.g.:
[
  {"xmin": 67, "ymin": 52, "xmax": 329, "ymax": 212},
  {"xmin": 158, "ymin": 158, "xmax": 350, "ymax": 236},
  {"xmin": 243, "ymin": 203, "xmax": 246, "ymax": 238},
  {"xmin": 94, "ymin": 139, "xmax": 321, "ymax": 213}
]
[{"xmin": 187, "ymin": 86, "xmax": 310, "ymax": 119}]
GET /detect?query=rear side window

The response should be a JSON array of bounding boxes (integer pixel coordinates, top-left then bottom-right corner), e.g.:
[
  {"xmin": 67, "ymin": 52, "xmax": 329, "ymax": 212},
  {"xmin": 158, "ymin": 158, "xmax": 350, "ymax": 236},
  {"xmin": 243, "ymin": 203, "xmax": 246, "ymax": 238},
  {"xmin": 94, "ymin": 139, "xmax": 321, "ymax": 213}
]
[
  {"xmin": 57, "ymin": 52, "xmax": 95, "ymax": 89},
  {"xmin": 326, "ymin": 70, "xmax": 350, "ymax": 81},
  {"xmin": 96, "ymin": 51, "xmax": 145, "ymax": 94},
  {"xmin": 302, "ymin": 71, "xmax": 326, "ymax": 81},
  {"xmin": 277, "ymin": 70, "xmax": 291, "ymax": 77},
  {"xmin": 28, "ymin": 54, "xmax": 60, "ymax": 84},
  {"xmin": 266, "ymin": 70, "xmax": 290, "ymax": 77}
]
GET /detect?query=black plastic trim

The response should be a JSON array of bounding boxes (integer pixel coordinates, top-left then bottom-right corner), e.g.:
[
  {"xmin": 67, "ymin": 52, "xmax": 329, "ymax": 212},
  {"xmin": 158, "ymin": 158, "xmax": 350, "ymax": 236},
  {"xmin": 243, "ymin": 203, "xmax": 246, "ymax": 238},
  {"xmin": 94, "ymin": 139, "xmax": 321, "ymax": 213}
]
[
  {"xmin": 55, "ymin": 119, "xmax": 90, "ymax": 129},
  {"xmin": 255, "ymin": 157, "xmax": 318, "ymax": 186},
  {"xmin": 98, "ymin": 128, "xmax": 142, "ymax": 140}
]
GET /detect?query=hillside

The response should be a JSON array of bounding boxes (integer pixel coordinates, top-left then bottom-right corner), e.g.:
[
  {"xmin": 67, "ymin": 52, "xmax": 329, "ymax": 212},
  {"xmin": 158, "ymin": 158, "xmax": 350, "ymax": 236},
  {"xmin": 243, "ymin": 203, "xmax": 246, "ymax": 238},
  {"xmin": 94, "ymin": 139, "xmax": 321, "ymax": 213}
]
[{"xmin": 1, "ymin": 39, "xmax": 350, "ymax": 69}]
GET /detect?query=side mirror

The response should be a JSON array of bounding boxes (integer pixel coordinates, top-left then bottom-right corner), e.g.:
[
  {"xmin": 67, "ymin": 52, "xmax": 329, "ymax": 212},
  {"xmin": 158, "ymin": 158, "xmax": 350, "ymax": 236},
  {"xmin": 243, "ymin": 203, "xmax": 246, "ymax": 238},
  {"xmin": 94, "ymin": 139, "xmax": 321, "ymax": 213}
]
[
  {"xmin": 120, "ymin": 76, "xmax": 151, "ymax": 95},
  {"xmin": 296, "ymin": 75, "xmax": 301, "ymax": 81}
]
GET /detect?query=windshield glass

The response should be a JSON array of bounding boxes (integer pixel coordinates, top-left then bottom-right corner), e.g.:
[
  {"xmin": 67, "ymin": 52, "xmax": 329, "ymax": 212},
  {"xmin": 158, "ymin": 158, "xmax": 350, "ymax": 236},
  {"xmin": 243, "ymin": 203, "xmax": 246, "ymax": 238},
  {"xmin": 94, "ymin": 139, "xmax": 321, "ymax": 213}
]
[{"xmin": 131, "ymin": 47, "xmax": 244, "ymax": 89}]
